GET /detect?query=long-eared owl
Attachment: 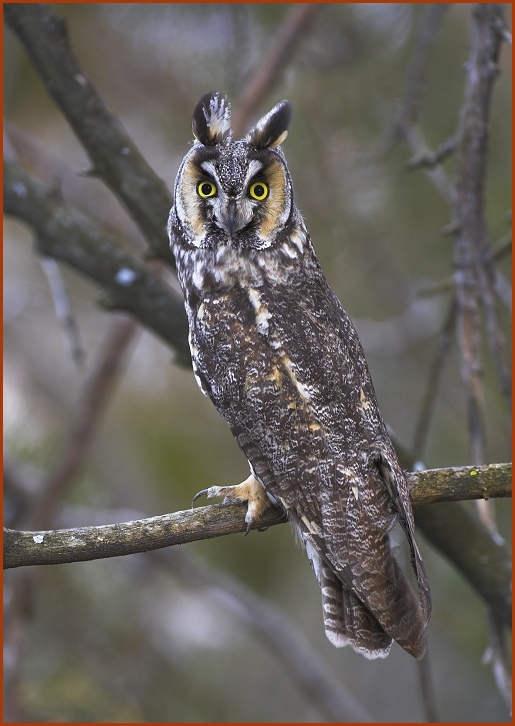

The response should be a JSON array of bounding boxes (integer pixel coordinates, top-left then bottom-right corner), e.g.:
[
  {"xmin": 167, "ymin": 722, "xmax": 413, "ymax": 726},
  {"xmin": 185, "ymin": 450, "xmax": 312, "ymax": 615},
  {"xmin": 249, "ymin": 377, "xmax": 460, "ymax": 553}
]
[{"xmin": 168, "ymin": 92, "xmax": 431, "ymax": 659}]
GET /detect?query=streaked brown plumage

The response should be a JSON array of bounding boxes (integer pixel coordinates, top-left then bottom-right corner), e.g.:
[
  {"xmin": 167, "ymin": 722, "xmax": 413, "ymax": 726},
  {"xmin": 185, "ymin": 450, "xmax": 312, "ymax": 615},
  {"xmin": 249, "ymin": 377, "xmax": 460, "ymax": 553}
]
[{"xmin": 168, "ymin": 92, "xmax": 431, "ymax": 658}]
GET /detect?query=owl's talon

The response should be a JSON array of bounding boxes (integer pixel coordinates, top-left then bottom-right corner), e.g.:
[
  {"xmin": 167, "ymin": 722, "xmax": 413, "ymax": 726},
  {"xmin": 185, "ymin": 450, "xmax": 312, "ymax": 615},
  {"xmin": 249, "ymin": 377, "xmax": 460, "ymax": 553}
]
[
  {"xmin": 192, "ymin": 485, "xmax": 226, "ymax": 507},
  {"xmin": 191, "ymin": 488, "xmax": 208, "ymax": 507},
  {"xmin": 191, "ymin": 475, "xmax": 270, "ymax": 532}
]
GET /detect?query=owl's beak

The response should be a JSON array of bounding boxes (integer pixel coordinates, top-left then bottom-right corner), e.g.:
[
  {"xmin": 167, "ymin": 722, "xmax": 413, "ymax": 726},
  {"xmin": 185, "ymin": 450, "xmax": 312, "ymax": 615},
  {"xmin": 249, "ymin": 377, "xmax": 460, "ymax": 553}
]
[{"xmin": 217, "ymin": 199, "xmax": 249, "ymax": 238}]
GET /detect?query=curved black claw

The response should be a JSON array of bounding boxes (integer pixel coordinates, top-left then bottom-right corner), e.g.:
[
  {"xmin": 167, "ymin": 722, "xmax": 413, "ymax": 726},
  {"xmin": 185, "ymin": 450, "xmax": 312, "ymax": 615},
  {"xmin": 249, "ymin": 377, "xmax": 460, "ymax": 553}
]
[{"xmin": 191, "ymin": 488, "xmax": 209, "ymax": 509}]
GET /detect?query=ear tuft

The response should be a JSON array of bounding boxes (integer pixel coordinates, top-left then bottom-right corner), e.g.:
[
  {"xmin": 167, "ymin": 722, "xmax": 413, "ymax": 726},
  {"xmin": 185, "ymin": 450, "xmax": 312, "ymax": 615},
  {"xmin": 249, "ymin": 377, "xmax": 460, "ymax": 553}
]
[
  {"xmin": 246, "ymin": 100, "xmax": 293, "ymax": 150},
  {"xmin": 192, "ymin": 92, "xmax": 232, "ymax": 146}
]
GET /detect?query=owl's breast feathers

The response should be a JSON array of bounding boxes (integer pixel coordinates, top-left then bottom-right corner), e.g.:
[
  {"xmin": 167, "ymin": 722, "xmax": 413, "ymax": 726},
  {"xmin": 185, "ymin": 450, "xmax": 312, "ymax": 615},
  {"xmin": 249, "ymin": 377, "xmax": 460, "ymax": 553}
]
[{"xmin": 186, "ymin": 249, "xmax": 430, "ymax": 658}]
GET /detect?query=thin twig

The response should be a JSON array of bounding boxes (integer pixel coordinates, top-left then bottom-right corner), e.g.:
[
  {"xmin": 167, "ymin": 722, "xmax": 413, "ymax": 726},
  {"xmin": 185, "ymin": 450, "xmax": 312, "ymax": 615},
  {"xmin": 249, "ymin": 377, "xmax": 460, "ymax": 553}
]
[
  {"xmin": 393, "ymin": 5, "xmax": 449, "ymax": 136},
  {"xmin": 375, "ymin": 5, "xmax": 452, "ymax": 203},
  {"xmin": 412, "ymin": 299, "xmax": 456, "ymax": 462},
  {"xmin": 232, "ymin": 4, "xmax": 323, "ymax": 137},
  {"xmin": 483, "ymin": 608, "xmax": 513, "ymax": 710},
  {"xmin": 27, "ymin": 316, "xmax": 139, "ymax": 531},
  {"xmin": 40, "ymin": 258, "xmax": 86, "ymax": 370},
  {"xmin": 416, "ymin": 647, "xmax": 440, "ymax": 723},
  {"xmin": 451, "ymin": 4, "xmax": 509, "ymax": 467},
  {"xmin": 4, "ymin": 159, "xmax": 190, "ymax": 363},
  {"xmin": 407, "ymin": 135, "xmax": 457, "ymax": 170}
]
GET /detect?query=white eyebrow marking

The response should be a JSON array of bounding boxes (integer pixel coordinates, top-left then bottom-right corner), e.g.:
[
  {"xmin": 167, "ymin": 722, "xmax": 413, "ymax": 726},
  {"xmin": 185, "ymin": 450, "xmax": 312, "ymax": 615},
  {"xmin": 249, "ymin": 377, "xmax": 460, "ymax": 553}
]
[
  {"xmin": 244, "ymin": 159, "xmax": 264, "ymax": 186},
  {"xmin": 200, "ymin": 161, "xmax": 217, "ymax": 177}
]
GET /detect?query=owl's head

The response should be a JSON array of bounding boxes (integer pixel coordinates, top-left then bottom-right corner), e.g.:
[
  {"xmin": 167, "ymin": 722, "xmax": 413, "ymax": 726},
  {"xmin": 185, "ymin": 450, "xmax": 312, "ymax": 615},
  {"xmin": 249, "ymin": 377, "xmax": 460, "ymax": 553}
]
[{"xmin": 171, "ymin": 92, "xmax": 295, "ymax": 251}]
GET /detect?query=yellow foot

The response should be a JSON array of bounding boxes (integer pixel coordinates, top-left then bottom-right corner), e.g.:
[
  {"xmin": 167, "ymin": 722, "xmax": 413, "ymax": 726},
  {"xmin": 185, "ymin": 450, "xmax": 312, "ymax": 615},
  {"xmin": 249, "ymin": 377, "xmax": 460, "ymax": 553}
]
[{"xmin": 192, "ymin": 474, "xmax": 270, "ymax": 533}]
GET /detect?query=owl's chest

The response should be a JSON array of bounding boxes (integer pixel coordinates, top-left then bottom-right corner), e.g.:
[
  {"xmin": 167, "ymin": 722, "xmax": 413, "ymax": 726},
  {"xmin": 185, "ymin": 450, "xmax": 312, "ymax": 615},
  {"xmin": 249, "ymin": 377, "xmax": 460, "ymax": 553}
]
[{"xmin": 189, "ymin": 286, "xmax": 267, "ymax": 380}]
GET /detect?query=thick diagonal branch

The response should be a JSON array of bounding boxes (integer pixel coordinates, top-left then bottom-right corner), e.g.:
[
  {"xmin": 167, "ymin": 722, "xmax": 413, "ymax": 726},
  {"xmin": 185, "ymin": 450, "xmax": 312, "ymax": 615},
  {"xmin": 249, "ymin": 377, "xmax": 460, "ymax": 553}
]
[
  {"xmin": 4, "ymin": 159, "xmax": 190, "ymax": 364},
  {"xmin": 4, "ymin": 3, "xmax": 174, "ymax": 263}
]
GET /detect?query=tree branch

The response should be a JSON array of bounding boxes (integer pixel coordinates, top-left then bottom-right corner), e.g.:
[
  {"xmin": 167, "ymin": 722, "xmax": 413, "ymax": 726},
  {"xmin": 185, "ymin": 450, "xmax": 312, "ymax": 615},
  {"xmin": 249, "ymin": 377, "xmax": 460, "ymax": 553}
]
[
  {"xmin": 4, "ymin": 462, "xmax": 511, "ymax": 570},
  {"xmin": 415, "ymin": 501, "xmax": 512, "ymax": 628},
  {"xmin": 4, "ymin": 158, "xmax": 190, "ymax": 365},
  {"xmin": 452, "ymin": 3, "xmax": 512, "ymax": 429},
  {"xmin": 231, "ymin": 4, "xmax": 323, "ymax": 137},
  {"xmin": 4, "ymin": 3, "xmax": 174, "ymax": 263},
  {"xmin": 154, "ymin": 549, "xmax": 374, "ymax": 723},
  {"xmin": 27, "ymin": 316, "xmax": 139, "ymax": 532}
]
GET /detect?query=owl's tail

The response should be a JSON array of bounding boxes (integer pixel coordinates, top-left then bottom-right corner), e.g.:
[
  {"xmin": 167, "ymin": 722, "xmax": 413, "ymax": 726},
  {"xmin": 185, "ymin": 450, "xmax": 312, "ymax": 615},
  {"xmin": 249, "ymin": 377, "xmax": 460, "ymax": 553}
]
[
  {"xmin": 320, "ymin": 562, "xmax": 393, "ymax": 659},
  {"xmin": 304, "ymin": 536, "xmax": 427, "ymax": 659}
]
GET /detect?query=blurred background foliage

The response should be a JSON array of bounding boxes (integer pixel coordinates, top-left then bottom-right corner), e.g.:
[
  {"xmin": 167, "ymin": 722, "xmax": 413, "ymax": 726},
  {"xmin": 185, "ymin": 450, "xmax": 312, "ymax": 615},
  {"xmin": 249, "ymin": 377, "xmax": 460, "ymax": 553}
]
[{"xmin": 4, "ymin": 3, "xmax": 511, "ymax": 723}]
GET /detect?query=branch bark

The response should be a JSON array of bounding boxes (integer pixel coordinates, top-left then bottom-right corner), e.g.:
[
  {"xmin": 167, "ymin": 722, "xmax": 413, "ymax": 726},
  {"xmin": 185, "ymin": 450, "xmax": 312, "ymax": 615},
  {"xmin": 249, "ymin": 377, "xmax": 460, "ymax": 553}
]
[
  {"xmin": 4, "ymin": 462, "xmax": 511, "ymax": 570},
  {"xmin": 4, "ymin": 3, "xmax": 174, "ymax": 264},
  {"xmin": 451, "ymin": 3, "xmax": 512, "ymax": 457},
  {"xmin": 4, "ymin": 158, "xmax": 190, "ymax": 365},
  {"xmin": 415, "ymin": 501, "xmax": 512, "ymax": 628}
]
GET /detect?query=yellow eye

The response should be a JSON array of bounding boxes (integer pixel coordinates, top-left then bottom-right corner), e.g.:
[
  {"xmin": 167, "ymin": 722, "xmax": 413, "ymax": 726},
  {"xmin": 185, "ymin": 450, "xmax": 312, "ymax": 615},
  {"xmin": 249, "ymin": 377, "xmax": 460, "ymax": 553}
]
[
  {"xmin": 197, "ymin": 180, "xmax": 217, "ymax": 198},
  {"xmin": 249, "ymin": 181, "xmax": 269, "ymax": 201}
]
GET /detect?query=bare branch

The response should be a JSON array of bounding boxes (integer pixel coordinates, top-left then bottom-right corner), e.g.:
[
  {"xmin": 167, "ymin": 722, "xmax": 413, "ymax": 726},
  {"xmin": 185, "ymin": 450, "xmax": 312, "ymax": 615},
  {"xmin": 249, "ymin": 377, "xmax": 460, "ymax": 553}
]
[
  {"xmin": 415, "ymin": 499, "xmax": 512, "ymax": 629},
  {"xmin": 232, "ymin": 4, "xmax": 322, "ymax": 136},
  {"xmin": 4, "ymin": 158, "xmax": 190, "ymax": 364},
  {"xmin": 27, "ymin": 317, "xmax": 139, "ymax": 532},
  {"xmin": 411, "ymin": 300, "xmax": 456, "ymax": 462},
  {"xmin": 483, "ymin": 609, "xmax": 513, "ymax": 709},
  {"xmin": 406, "ymin": 462, "xmax": 511, "ymax": 506},
  {"xmin": 4, "ymin": 462, "xmax": 511, "ymax": 571},
  {"xmin": 407, "ymin": 135, "xmax": 457, "ymax": 170},
  {"xmin": 155, "ymin": 549, "xmax": 374, "ymax": 723},
  {"xmin": 39, "ymin": 258, "xmax": 86, "ymax": 370},
  {"xmin": 376, "ymin": 5, "xmax": 452, "ymax": 203},
  {"xmin": 452, "ymin": 4, "xmax": 512, "ymax": 463},
  {"xmin": 4, "ymin": 3, "xmax": 174, "ymax": 263},
  {"xmin": 391, "ymin": 4, "xmax": 449, "ymax": 138}
]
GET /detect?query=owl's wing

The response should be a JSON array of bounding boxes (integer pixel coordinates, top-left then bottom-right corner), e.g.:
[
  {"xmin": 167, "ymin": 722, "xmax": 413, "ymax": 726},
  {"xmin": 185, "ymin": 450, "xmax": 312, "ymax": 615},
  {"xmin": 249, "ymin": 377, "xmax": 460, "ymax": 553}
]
[
  {"xmin": 193, "ymin": 278, "xmax": 430, "ymax": 657},
  {"xmin": 245, "ymin": 277, "xmax": 430, "ymax": 657},
  {"xmin": 280, "ymin": 412, "xmax": 428, "ymax": 658},
  {"xmin": 284, "ymin": 277, "xmax": 429, "ymax": 641},
  {"xmin": 369, "ymin": 441, "xmax": 432, "ymax": 626}
]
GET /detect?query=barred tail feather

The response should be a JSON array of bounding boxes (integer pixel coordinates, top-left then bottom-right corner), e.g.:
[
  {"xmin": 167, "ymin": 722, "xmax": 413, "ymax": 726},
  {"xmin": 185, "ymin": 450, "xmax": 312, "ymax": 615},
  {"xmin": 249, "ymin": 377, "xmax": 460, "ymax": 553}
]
[
  {"xmin": 305, "ymin": 537, "xmax": 392, "ymax": 659},
  {"xmin": 304, "ymin": 532, "xmax": 427, "ymax": 660},
  {"xmin": 321, "ymin": 564, "xmax": 393, "ymax": 659}
]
